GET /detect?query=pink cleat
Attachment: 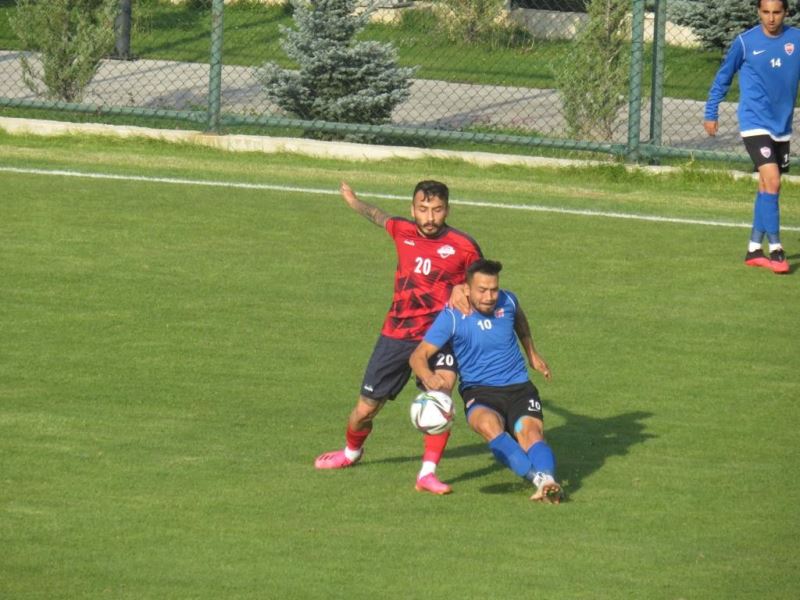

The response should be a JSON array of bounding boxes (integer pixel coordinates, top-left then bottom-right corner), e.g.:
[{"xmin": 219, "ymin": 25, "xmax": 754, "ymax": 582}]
[
  {"xmin": 415, "ymin": 473, "xmax": 452, "ymax": 495},
  {"xmin": 745, "ymin": 249, "xmax": 771, "ymax": 269},
  {"xmin": 768, "ymin": 248, "xmax": 790, "ymax": 274},
  {"xmin": 314, "ymin": 449, "xmax": 362, "ymax": 469}
]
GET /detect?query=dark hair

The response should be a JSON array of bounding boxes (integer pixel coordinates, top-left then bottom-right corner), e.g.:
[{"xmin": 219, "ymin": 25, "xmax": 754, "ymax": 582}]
[
  {"xmin": 758, "ymin": 0, "xmax": 788, "ymax": 10},
  {"xmin": 413, "ymin": 180, "xmax": 449, "ymax": 206},
  {"xmin": 466, "ymin": 258, "xmax": 503, "ymax": 281}
]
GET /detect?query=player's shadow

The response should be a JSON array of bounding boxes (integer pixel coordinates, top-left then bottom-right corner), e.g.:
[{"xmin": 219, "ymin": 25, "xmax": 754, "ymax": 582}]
[
  {"xmin": 446, "ymin": 404, "xmax": 656, "ymax": 499},
  {"xmin": 370, "ymin": 439, "xmax": 488, "ymax": 467}
]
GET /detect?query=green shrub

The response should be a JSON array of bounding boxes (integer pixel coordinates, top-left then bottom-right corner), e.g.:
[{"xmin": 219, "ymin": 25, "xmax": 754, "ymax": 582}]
[
  {"xmin": 438, "ymin": 0, "xmax": 505, "ymax": 43},
  {"xmin": 10, "ymin": 0, "xmax": 118, "ymax": 102},
  {"xmin": 555, "ymin": 0, "xmax": 629, "ymax": 141},
  {"xmin": 436, "ymin": 0, "xmax": 534, "ymax": 49}
]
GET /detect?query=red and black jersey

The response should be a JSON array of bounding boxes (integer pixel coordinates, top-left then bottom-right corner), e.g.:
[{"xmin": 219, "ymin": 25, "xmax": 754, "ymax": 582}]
[{"xmin": 381, "ymin": 217, "xmax": 482, "ymax": 341}]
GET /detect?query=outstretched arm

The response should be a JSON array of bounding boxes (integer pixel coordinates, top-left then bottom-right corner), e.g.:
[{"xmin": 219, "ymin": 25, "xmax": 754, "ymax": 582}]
[
  {"xmin": 410, "ymin": 340, "xmax": 449, "ymax": 391},
  {"xmin": 340, "ymin": 181, "xmax": 391, "ymax": 228},
  {"xmin": 514, "ymin": 305, "xmax": 551, "ymax": 381}
]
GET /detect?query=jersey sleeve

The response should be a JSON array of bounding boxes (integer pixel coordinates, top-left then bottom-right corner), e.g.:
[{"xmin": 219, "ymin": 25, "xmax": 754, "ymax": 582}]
[
  {"xmin": 461, "ymin": 234, "xmax": 483, "ymax": 265},
  {"xmin": 705, "ymin": 36, "xmax": 745, "ymax": 121},
  {"xmin": 504, "ymin": 289, "xmax": 519, "ymax": 311},
  {"xmin": 385, "ymin": 216, "xmax": 399, "ymax": 237},
  {"xmin": 423, "ymin": 308, "xmax": 457, "ymax": 349},
  {"xmin": 466, "ymin": 243, "xmax": 482, "ymax": 266}
]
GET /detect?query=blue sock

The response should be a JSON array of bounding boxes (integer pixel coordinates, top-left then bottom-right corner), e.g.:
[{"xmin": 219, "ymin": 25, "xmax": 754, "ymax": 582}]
[
  {"xmin": 751, "ymin": 192, "xmax": 767, "ymax": 243},
  {"xmin": 755, "ymin": 192, "xmax": 780, "ymax": 244},
  {"xmin": 527, "ymin": 441, "xmax": 556, "ymax": 477},
  {"xmin": 488, "ymin": 433, "xmax": 534, "ymax": 480}
]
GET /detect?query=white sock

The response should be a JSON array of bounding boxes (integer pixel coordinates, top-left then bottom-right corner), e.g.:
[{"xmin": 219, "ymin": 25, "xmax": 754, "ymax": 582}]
[
  {"xmin": 769, "ymin": 243, "xmax": 783, "ymax": 253},
  {"xmin": 418, "ymin": 461, "xmax": 437, "ymax": 479},
  {"xmin": 748, "ymin": 241, "xmax": 763, "ymax": 253},
  {"xmin": 344, "ymin": 446, "xmax": 362, "ymax": 461}
]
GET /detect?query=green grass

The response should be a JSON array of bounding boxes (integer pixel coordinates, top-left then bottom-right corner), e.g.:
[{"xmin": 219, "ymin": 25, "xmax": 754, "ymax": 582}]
[
  {"xmin": 0, "ymin": 0, "xmax": 727, "ymax": 100},
  {"xmin": 2, "ymin": 133, "xmax": 799, "ymax": 598}
]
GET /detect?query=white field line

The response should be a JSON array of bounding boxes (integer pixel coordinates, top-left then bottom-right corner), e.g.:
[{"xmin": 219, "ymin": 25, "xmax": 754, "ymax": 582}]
[{"xmin": 2, "ymin": 165, "xmax": 799, "ymax": 232}]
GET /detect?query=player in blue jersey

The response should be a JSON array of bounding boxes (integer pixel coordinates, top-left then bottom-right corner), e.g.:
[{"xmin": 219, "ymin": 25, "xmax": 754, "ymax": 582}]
[
  {"xmin": 409, "ymin": 259, "xmax": 562, "ymax": 503},
  {"xmin": 704, "ymin": 0, "xmax": 799, "ymax": 274}
]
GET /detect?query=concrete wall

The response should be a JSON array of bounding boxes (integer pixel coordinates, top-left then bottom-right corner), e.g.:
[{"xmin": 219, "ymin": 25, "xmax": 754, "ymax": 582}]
[
  {"xmin": 508, "ymin": 9, "xmax": 701, "ymax": 48},
  {"xmin": 167, "ymin": 1, "xmax": 701, "ymax": 48}
]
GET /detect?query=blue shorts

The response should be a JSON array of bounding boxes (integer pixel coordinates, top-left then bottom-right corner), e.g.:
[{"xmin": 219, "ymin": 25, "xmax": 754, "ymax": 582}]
[{"xmin": 360, "ymin": 335, "xmax": 456, "ymax": 401}]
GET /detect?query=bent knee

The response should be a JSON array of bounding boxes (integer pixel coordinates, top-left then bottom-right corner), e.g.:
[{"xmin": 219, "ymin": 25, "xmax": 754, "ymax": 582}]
[{"xmin": 514, "ymin": 416, "xmax": 544, "ymax": 445}]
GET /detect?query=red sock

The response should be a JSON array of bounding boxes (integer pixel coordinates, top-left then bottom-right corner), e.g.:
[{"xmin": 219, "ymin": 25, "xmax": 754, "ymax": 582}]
[
  {"xmin": 346, "ymin": 424, "xmax": 371, "ymax": 451},
  {"xmin": 422, "ymin": 430, "xmax": 450, "ymax": 464}
]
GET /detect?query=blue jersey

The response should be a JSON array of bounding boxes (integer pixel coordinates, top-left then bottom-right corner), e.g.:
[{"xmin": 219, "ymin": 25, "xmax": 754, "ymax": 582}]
[
  {"xmin": 705, "ymin": 25, "xmax": 800, "ymax": 140},
  {"xmin": 423, "ymin": 289, "xmax": 529, "ymax": 391}
]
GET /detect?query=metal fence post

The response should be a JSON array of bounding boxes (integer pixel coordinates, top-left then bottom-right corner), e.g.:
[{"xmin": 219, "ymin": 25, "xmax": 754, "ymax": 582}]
[
  {"xmin": 626, "ymin": 0, "xmax": 646, "ymax": 162},
  {"xmin": 207, "ymin": 0, "xmax": 225, "ymax": 134},
  {"xmin": 114, "ymin": 0, "xmax": 133, "ymax": 60},
  {"xmin": 648, "ymin": 0, "xmax": 667, "ymax": 163}
]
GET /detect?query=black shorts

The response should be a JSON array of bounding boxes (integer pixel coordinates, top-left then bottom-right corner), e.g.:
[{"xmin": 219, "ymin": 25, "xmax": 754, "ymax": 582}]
[
  {"xmin": 743, "ymin": 135, "xmax": 790, "ymax": 173},
  {"xmin": 360, "ymin": 335, "xmax": 456, "ymax": 401},
  {"xmin": 460, "ymin": 381, "xmax": 543, "ymax": 435}
]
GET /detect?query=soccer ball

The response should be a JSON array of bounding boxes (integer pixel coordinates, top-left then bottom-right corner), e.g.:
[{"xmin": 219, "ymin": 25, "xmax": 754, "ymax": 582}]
[{"xmin": 410, "ymin": 391, "xmax": 455, "ymax": 435}]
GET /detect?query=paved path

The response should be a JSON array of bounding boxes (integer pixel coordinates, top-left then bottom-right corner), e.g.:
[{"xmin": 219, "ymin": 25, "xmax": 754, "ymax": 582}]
[{"xmin": 0, "ymin": 50, "xmax": 772, "ymax": 154}]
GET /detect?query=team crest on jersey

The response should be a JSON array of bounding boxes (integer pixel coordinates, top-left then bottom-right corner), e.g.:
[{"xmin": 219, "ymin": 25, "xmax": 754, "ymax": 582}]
[
  {"xmin": 786, "ymin": 43, "xmax": 795, "ymax": 56},
  {"xmin": 760, "ymin": 146, "xmax": 772, "ymax": 159},
  {"xmin": 437, "ymin": 244, "xmax": 456, "ymax": 259},
  {"xmin": 494, "ymin": 308, "xmax": 505, "ymax": 318}
]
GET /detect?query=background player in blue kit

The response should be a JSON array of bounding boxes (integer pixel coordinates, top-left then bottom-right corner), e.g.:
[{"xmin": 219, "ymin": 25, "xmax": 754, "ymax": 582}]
[
  {"xmin": 704, "ymin": 0, "xmax": 800, "ymax": 274},
  {"xmin": 409, "ymin": 259, "xmax": 562, "ymax": 503}
]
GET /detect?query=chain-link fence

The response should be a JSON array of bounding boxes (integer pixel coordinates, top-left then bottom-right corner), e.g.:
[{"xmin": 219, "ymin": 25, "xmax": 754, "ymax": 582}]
[{"xmin": 0, "ymin": 0, "xmax": 788, "ymax": 163}]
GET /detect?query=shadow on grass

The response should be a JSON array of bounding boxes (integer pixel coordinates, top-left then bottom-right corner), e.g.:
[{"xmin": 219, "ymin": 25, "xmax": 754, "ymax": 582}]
[
  {"xmin": 365, "ymin": 404, "xmax": 655, "ymax": 500},
  {"xmin": 447, "ymin": 404, "xmax": 656, "ymax": 499},
  {"xmin": 544, "ymin": 404, "xmax": 656, "ymax": 498},
  {"xmin": 367, "ymin": 438, "xmax": 488, "ymax": 467}
]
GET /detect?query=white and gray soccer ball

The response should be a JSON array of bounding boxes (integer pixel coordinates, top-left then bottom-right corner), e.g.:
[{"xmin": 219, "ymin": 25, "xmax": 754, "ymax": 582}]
[{"xmin": 410, "ymin": 390, "xmax": 455, "ymax": 435}]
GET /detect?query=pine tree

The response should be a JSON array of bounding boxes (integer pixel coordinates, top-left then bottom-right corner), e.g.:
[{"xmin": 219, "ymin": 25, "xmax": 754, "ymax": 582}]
[
  {"xmin": 257, "ymin": 0, "xmax": 415, "ymax": 139},
  {"xmin": 669, "ymin": 0, "xmax": 757, "ymax": 51},
  {"xmin": 670, "ymin": 0, "xmax": 800, "ymax": 51}
]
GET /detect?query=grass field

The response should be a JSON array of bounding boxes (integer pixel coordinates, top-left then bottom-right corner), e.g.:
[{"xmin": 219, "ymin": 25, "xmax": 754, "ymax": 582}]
[{"xmin": 1, "ymin": 132, "xmax": 799, "ymax": 599}]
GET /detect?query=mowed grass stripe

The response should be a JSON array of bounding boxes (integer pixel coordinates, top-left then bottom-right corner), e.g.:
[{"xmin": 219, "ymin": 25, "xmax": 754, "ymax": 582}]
[{"xmin": 3, "ymin": 164, "xmax": 800, "ymax": 232}]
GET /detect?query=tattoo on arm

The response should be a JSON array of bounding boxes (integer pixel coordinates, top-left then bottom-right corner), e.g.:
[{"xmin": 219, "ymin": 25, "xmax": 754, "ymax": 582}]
[{"xmin": 354, "ymin": 200, "xmax": 390, "ymax": 228}]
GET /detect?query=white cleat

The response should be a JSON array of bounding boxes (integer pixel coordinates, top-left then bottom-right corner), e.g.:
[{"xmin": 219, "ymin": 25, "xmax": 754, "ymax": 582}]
[{"xmin": 530, "ymin": 472, "xmax": 563, "ymax": 504}]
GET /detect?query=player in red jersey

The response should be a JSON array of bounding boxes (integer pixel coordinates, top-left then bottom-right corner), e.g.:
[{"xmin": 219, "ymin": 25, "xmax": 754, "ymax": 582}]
[{"xmin": 315, "ymin": 180, "xmax": 483, "ymax": 494}]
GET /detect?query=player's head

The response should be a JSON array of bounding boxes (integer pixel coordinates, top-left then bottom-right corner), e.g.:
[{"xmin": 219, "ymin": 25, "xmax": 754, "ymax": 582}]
[
  {"xmin": 466, "ymin": 259, "xmax": 503, "ymax": 315},
  {"xmin": 758, "ymin": 0, "xmax": 787, "ymax": 36},
  {"xmin": 757, "ymin": 0, "xmax": 788, "ymax": 10},
  {"xmin": 411, "ymin": 180, "xmax": 449, "ymax": 238}
]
